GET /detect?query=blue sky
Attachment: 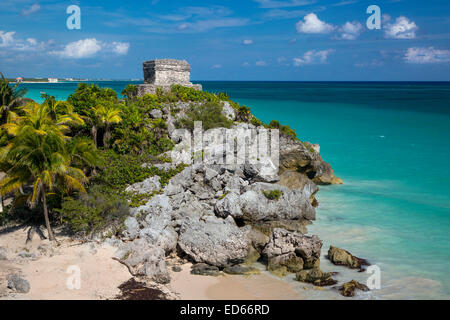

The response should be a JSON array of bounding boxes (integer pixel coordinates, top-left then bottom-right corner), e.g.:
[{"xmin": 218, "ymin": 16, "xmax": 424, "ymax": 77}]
[{"xmin": 1, "ymin": 0, "xmax": 449, "ymax": 81}]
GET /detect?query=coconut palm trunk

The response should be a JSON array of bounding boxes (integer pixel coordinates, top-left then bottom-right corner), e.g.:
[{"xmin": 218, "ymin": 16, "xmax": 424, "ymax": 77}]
[
  {"xmin": 91, "ymin": 125, "xmax": 98, "ymax": 148},
  {"xmin": 41, "ymin": 186, "xmax": 55, "ymax": 241},
  {"xmin": 104, "ymin": 123, "xmax": 111, "ymax": 148}
]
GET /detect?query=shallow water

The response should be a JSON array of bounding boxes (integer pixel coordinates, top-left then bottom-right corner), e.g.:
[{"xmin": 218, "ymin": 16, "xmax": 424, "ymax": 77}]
[{"xmin": 19, "ymin": 81, "xmax": 450, "ymax": 299}]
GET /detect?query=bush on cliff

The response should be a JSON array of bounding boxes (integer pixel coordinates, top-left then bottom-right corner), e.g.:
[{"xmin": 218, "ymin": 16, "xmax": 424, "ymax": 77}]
[{"xmin": 176, "ymin": 101, "xmax": 233, "ymax": 131}]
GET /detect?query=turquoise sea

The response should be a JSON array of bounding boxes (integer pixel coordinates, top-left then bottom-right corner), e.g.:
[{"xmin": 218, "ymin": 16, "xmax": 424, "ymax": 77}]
[{"xmin": 20, "ymin": 81, "xmax": 450, "ymax": 299}]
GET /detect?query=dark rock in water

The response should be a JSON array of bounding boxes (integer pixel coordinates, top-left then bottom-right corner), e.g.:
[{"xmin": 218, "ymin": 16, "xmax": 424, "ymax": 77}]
[
  {"xmin": 327, "ymin": 246, "xmax": 370, "ymax": 271},
  {"xmin": 191, "ymin": 263, "xmax": 221, "ymax": 276},
  {"xmin": 7, "ymin": 274, "xmax": 30, "ymax": 293},
  {"xmin": 338, "ymin": 280, "xmax": 370, "ymax": 297},
  {"xmin": 267, "ymin": 252, "xmax": 304, "ymax": 277},
  {"xmin": 223, "ymin": 265, "xmax": 260, "ymax": 275},
  {"xmin": 295, "ymin": 268, "xmax": 338, "ymax": 287}
]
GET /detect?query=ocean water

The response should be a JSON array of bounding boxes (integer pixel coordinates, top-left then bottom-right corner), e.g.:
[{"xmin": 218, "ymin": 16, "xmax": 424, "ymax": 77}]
[{"xmin": 19, "ymin": 81, "xmax": 450, "ymax": 299}]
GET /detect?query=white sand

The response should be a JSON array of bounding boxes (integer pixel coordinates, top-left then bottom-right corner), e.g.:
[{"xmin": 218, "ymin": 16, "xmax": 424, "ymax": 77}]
[
  {"xmin": 0, "ymin": 227, "xmax": 130, "ymax": 300},
  {"xmin": 1, "ymin": 227, "xmax": 307, "ymax": 300}
]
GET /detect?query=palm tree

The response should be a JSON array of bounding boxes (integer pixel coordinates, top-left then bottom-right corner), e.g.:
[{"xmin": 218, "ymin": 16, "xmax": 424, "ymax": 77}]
[
  {"xmin": 41, "ymin": 93, "xmax": 84, "ymax": 126},
  {"xmin": 92, "ymin": 104, "xmax": 122, "ymax": 148},
  {"xmin": 0, "ymin": 102, "xmax": 91, "ymax": 240},
  {"xmin": 0, "ymin": 73, "xmax": 29, "ymax": 124}
]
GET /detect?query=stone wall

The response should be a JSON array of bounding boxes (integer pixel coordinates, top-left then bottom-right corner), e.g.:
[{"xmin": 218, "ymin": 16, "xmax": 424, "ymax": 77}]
[{"xmin": 137, "ymin": 59, "xmax": 202, "ymax": 95}]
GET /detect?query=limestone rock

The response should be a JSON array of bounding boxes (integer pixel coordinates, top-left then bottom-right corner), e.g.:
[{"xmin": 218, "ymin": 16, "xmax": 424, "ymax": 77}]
[
  {"xmin": 338, "ymin": 280, "xmax": 370, "ymax": 297},
  {"xmin": 240, "ymin": 182, "xmax": 316, "ymax": 222},
  {"xmin": 125, "ymin": 176, "xmax": 161, "ymax": 194},
  {"xmin": 221, "ymin": 101, "xmax": 236, "ymax": 121},
  {"xmin": 295, "ymin": 268, "xmax": 337, "ymax": 287},
  {"xmin": 327, "ymin": 246, "xmax": 370, "ymax": 271},
  {"xmin": 223, "ymin": 265, "xmax": 260, "ymax": 275},
  {"xmin": 279, "ymin": 135, "xmax": 342, "ymax": 185},
  {"xmin": 7, "ymin": 274, "xmax": 30, "ymax": 293},
  {"xmin": 0, "ymin": 247, "xmax": 8, "ymax": 260},
  {"xmin": 178, "ymin": 215, "xmax": 249, "ymax": 267},
  {"xmin": 267, "ymin": 252, "xmax": 304, "ymax": 277},
  {"xmin": 263, "ymin": 228, "xmax": 322, "ymax": 269},
  {"xmin": 123, "ymin": 216, "xmax": 140, "ymax": 240},
  {"xmin": 214, "ymin": 192, "xmax": 242, "ymax": 218},
  {"xmin": 191, "ymin": 263, "xmax": 220, "ymax": 276},
  {"xmin": 115, "ymin": 238, "xmax": 170, "ymax": 284}
]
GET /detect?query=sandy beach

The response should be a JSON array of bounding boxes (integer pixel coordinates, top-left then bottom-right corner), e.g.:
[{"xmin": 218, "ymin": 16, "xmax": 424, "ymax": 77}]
[{"xmin": 0, "ymin": 227, "xmax": 303, "ymax": 300}]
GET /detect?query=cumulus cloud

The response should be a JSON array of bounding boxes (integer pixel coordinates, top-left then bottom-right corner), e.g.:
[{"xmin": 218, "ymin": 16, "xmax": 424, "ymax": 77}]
[
  {"xmin": 50, "ymin": 38, "xmax": 102, "ymax": 59},
  {"xmin": 338, "ymin": 21, "xmax": 363, "ymax": 40},
  {"xmin": 50, "ymin": 38, "xmax": 130, "ymax": 59},
  {"xmin": 0, "ymin": 31, "xmax": 15, "ymax": 47},
  {"xmin": 296, "ymin": 13, "xmax": 334, "ymax": 34},
  {"xmin": 112, "ymin": 42, "xmax": 130, "ymax": 55},
  {"xmin": 242, "ymin": 39, "xmax": 253, "ymax": 45},
  {"xmin": 255, "ymin": 60, "xmax": 267, "ymax": 66},
  {"xmin": 293, "ymin": 49, "xmax": 334, "ymax": 66},
  {"xmin": 404, "ymin": 47, "xmax": 450, "ymax": 64},
  {"xmin": 22, "ymin": 3, "xmax": 41, "ymax": 16},
  {"xmin": 0, "ymin": 30, "xmax": 44, "ymax": 51},
  {"xmin": 211, "ymin": 64, "xmax": 223, "ymax": 69},
  {"xmin": 384, "ymin": 16, "xmax": 418, "ymax": 39}
]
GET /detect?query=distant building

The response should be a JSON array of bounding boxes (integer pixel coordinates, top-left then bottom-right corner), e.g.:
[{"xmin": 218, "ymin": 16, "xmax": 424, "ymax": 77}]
[
  {"xmin": 48, "ymin": 78, "xmax": 58, "ymax": 83},
  {"xmin": 16, "ymin": 77, "xmax": 23, "ymax": 83}
]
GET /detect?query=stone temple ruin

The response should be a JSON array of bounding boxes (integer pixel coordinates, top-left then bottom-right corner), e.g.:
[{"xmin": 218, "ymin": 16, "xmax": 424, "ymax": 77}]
[{"xmin": 136, "ymin": 59, "xmax": 202, "ymax": 96}]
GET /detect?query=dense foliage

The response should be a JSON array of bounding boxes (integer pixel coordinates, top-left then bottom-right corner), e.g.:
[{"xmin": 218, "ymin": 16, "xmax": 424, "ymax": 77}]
[{"xmin": 0, "ymin": 78, "xmax": 302, "ymax": 239}]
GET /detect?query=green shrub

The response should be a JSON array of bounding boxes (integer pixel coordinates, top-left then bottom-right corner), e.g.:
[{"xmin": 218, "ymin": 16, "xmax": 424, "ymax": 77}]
[
  {"xmin": 250, "ymin": 117, "xmax": 264, "ymax": 127},
  {"xmin": 96, "ymin": 150, "xmax": 186, "ymax": 191},
  {"xmin": 268, "ymin": 120, "xmax": 297, "ymax": 139},
  {"xmin": 262, "ymin": 189, "xmax": 283, "ymax": 201},
  {"xmin": 55, "ymin": 187, "xmax": 129, "ymax": 237},
  {"xmin": 176, "ymin": 101, "xmax": 233, "ymax": 131}
]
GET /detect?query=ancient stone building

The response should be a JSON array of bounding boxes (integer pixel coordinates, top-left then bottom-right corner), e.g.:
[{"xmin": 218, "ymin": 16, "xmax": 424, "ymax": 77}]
[{"xmin": 136, "ymin": 59, "xmax": 202, "ymax": 96}]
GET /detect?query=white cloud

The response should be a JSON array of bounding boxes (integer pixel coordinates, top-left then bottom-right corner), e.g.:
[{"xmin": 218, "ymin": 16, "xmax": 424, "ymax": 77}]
[
  {"xmin": 211, "ymin": 64, "xmax": 223, "ymax": 69},
  {"xmin": 50, "ymin": 38, "xmax": 102, "ymax": 59},
  {"xmin": 293, "ymin": 49, "xmax": 334, "ymax": 66},
  {"xmin": 242, "ymin": 61, "xmax": 250, "ymax": 67},
  {"xmin": 384, "ymin": 16, "xmax": 418, "ymax": 39},
  {"xmin": 255, "ymin": 60, "xmax": 267, "ymax": 66},
  {"xmin": 338, "ymin": 21, "xmax": 363, "ymax": 40},
  {"xmin": 50, "ymin": 38, "xmax": 130, "ymax": 59},
  {"xmin": 0, "ymin": 30, "xmax": 43, "ymax": 51},
  {"xmin": 0, "ymin": 31, "xmax": 15, "ymax": 47},
  {"xmin": 242, "ymin": 39, "xmax": 253, "ymax": 45},
  {"xmin": 404, "ymin": 47, "xmax": 450, "ymax": 64},
  {"xmin": 296, "ymin": 13, "xmax": 334, "ymax": 34},
  {"xmin": 22, "ymin": 3, "xmax": 41, "ymax": 16},
  {"xmin": 112, "ymin": 42, "xmax": 130, "ymax": 55}
]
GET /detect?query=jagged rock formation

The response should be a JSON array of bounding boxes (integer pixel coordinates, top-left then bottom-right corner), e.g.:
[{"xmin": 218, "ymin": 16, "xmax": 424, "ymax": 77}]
[
  {"xmin": 136, "ymin": 59, "xmax": 202, "ymax": 96},
  {"xmin": 110, "ymin": 63, "xmax": 349, "ymax": 291}
]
